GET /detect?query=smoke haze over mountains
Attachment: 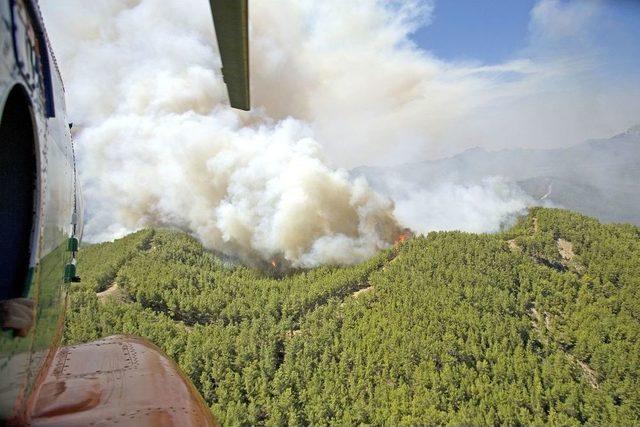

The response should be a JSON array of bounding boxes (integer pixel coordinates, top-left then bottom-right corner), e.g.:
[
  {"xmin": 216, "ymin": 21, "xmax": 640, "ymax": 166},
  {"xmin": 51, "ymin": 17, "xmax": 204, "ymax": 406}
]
[
  {"xmin": 40, "ymin": 0, "xmax": 640, "ymax": 266},
  {"xmin": 356, "ymin": 125, "xmax": 640, "ymax": 233}
]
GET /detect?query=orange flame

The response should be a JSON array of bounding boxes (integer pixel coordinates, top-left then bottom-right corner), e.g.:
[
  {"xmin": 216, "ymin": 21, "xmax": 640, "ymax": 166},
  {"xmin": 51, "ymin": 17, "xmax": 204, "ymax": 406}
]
[
  {"xmin": 393, "ymin": 228, "xmax": 413, "ymax": 246},
  {"xmin": 271, "ymin": 260, "xmax": 277, "ymax": 268}
]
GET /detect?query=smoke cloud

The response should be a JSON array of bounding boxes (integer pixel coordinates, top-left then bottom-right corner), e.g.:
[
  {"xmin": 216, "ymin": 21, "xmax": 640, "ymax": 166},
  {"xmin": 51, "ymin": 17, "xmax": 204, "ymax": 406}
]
[
  {"xmin": 40, "ymin": 0, "xmax": 409, "ymax": 267},
  {"xmin": 40, "ymin": 0, "xmax": 631, "ymax": 266},
  {"xmin": 391, "ymin": 178, "xmax": 535, "ymax": 234}
]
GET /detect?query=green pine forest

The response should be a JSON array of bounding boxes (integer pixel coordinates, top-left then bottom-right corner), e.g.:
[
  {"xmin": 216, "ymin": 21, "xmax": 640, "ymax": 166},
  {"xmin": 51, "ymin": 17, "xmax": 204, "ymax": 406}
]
[{"xmin": 64, "ymin": 207, "xmax": 640, "ymax": 425}]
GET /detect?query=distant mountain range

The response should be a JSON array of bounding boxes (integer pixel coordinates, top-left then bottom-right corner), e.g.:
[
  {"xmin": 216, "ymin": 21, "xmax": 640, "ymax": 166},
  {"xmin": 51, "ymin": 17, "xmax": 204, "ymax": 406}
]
[{"xmin": 354, "ymin": 125, "xmax": 640, "ymax": 225}]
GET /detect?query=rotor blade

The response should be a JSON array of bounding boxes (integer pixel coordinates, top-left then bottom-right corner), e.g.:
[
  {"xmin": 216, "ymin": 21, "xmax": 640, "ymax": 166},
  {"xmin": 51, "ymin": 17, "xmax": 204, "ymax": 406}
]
[{"xmin": 209, "ymin": 0, "xmax": 250, "ymax": 111}]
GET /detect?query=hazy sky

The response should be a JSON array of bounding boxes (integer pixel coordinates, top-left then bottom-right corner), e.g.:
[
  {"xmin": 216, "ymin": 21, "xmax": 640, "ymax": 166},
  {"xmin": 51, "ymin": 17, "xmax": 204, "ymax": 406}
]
[{"xmin": 399, "ymin": 0, "xmax": 640, "ymax": 163}]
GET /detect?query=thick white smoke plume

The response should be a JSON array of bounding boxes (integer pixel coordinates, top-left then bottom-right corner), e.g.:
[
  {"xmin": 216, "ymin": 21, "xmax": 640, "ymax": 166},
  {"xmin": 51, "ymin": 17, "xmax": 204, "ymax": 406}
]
[
  {"xmin": 44, "ymin": 0, "xmax": 613, "ymax": 266},
  {"xmin": 391, "ymin": 178, "xmax": 534, "ymax": 234},
  {"xmin": 41, "ymin": 0, "xmax": 410, "ymax": 267}
]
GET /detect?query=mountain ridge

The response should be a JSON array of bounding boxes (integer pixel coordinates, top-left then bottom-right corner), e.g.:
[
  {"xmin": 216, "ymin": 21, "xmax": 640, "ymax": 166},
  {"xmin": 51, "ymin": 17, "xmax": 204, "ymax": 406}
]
[{"xmin": 353, "ymin": 125, "xmax": 640, "ymax": 225}]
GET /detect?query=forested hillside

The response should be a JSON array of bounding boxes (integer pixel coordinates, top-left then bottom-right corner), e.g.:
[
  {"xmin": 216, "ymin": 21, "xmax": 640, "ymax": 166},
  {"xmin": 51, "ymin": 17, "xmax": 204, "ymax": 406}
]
[{"xmin": 65, "ymin": 208, "xmax": 640, "ymax": 425}]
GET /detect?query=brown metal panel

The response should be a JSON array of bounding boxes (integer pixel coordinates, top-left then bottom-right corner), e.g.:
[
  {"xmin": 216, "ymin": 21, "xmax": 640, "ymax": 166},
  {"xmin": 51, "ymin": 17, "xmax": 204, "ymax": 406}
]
[{"xmin": 28, "ymin": 335, "xmax": 217, "ymax": 426}]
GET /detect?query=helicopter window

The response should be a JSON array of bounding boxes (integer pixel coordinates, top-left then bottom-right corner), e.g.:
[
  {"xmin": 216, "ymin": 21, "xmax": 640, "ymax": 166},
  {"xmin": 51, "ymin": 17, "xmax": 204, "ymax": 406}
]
[{"xmin": 0, "ymin": 85, "xmax": 37, "ymax": 300}]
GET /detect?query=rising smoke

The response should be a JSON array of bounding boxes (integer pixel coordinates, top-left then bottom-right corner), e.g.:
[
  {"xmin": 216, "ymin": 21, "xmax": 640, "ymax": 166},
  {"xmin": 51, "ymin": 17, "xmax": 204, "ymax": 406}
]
[
  {"xmin": 391, "ymin": 178, "xmax": 534, "ymax": 234},
  {"xmin": 40, "ymin": 0, "xmax": 412, "ymax": 267},
  {"xmin": 39, "ymin": 0, "xmax": 564, "ymax": 266}
]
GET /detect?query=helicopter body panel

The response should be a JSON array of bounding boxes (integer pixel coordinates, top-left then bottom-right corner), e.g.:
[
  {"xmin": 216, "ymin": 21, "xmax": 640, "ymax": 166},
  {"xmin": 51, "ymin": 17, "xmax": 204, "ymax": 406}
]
[
  {"xmin": 1, "ymin": 0, "xmax": 249, "ymax": 424},
  {"xmin": 30, "ymin": 335, "xmax": 215, "ymax": 427},
  {"xmin": 0, "ymin": 0, "xmax": 79, "ymax": 421}
]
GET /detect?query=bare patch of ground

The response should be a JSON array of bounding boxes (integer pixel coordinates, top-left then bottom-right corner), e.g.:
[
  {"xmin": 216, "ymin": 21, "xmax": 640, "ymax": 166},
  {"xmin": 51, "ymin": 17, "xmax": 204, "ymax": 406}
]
[
  {"xmin": 529, "ymin": 303, "xmax": 598, "ymax": 389},
  {"xmin": 530, "ymin": 306, "xmax": 555, "ymax": 340},
  {"xmin": 97, "ymin": 283, "xmax": 120, "ymax": 302},
  {"xmin": 507, "ymin": 239, "xmax": 520, "ymax": 252},
  {"xmin": 566, "ymin": 354, "xmax": 599, "ymax": 389},
  {"xmin": 352, "ymin": 286, "xmax": 374, "ymax": 298},
  {"xmin": 557, "ymin": 238, "xmax": 575, "ymax": 261},
  {"xmin": 340, "ymin": 284, "xmax": 376, "ymax": 307},
  {"xmin": 556, "ymin": 238, "xmax": 584, "ymax": 273},
  {"xmin": 544, "ymin": 312, "xmax": 551, "ymax": 330},
  {"xmin": 529, "ymin": 306, "xmax": 545, "ymax": 333},
  {"xmin": 285, "ymin": 329, "xmax": 302, "ymax": 339}
]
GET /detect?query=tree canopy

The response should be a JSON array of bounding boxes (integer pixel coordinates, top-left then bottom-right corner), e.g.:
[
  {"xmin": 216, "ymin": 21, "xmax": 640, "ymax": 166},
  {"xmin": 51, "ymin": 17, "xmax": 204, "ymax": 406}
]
[{"xmin": 65, "ymin": 208, "xmax": 640, "ymax": 425}]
